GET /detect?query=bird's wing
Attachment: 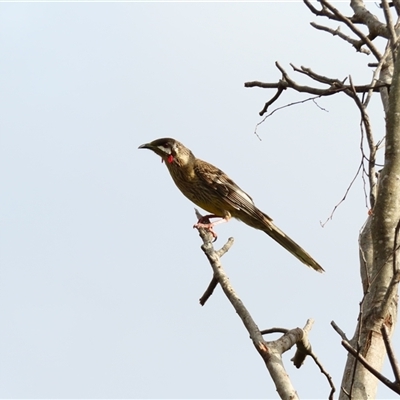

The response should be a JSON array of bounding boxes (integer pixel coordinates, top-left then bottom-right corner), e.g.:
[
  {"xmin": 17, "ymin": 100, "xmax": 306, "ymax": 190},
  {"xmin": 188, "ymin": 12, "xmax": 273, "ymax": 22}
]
[{"xmin": 195, "ymin": 159, "xmax": 273, "ymax": 222}]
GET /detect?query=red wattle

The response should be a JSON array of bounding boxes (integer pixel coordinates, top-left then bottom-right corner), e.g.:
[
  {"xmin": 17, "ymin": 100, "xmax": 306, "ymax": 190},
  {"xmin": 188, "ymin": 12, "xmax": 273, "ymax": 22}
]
[{"xmin": 167, "ymin": 155, "xmax": 174, "ymax": 164}]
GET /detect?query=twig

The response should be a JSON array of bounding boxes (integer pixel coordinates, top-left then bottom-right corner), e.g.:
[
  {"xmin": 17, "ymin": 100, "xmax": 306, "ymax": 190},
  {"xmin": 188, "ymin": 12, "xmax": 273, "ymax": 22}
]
[
  {"xmin": 319, "ymin": 0, "xmax": 382, "ymax": 60},
  {"xmin": 308, "ymin": 351, "xmax": 336, "ymax": 400},
  {"xmin": 199, "ymin": 275, "xmax": 218, "ymax": 306},
  {"xmin": 291, "ymin": 319, "xmax": 314, "ymax": 368},
  {"xmin": 195, "ymin": 210, "xmax": 234, "ymax": 306},
  {"xmin": 348, "ymin": 76, "xmax": 377, "ymax": 209},
  {"xmin": 196, "ymin": 227, "xmax": 265, "ymax": 343},
  {"xmin": 392, "ymin": 0, "xmax": 400, "ymax": 16},
  {"xmin": 310, "ymin": 22, "xmax": 371, "ymax": 54},
  {"xmin": 331, "ymin": 321, "xmax": 350, "ymax": 341},
  {"xmin": 261, "ymin": 327, "xmax": 288, "ymax": 335},
  {"xmin": 259, "ymin": 86, "xmax": 286, "ymax": 115},
  {"xmin": 341, "ymin": 340, "xmax": 400, "ymax": 394},
  {"xmin": 289, "ymin": 319, "xmax": 336, "ymax": 399},
  {"xmin": 364, "ymin": 45, "xmax": 392, "ymax": 108},
  {"xmin": 290, "ymin": 63, "xmax": 345, "ymax": 85},
  {"xmin": 245, "ymin": 63, "xmax": 387, "ymax": 117},
  {"xmin": 254, "ymin": 95, "xmax": 326, "ymax": 137},
  {"xmin": 304, "ymin": 0, "xmax": 343, "ymax": 22},
  {"xmin": 320, "ymin": 160, "xmax": 363, "ymax": 227},
  {"xmin": 381, "ymin": 324, "xmax": 400, "ymax": 384},
  {"xmin": 381, "ymin": 0, "xmax": 398, "ymax": 58}
]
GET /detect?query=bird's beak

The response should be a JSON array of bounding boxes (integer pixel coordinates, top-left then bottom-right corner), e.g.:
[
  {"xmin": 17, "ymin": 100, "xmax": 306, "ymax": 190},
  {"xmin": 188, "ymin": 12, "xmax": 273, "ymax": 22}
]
[
  {"xmin": 138, "ymin": 142, "xmax": 165, "ymax": 158},
  {"xmin": 138, "ymin": 142, "xmax": 152, "ymax": 150}
]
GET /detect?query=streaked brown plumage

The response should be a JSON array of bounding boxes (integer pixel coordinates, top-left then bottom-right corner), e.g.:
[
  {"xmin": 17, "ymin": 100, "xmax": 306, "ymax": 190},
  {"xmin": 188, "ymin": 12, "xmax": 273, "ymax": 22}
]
[{"xmin": 139, "ymin": 138, "xmax": 324, "ymax": 272}]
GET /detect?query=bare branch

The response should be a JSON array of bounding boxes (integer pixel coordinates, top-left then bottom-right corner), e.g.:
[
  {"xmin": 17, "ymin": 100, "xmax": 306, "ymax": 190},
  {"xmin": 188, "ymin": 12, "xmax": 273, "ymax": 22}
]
[
  {"xmin": 289, "ymin": 319, "xmax": 336, "ymax": 399},
  {"xmin": 320, "ymin": 0, "xmax": 383, "ymax": 60},
  {"xmin": 381, "ymin": 324, "xmax": 400, "ymax": 384},
  {"xmin": 196, "ymin": 226, "xmax": 264, "ymax": 341},
  {"xmin": 259, "ymin": 86, "xmax": 286, "ymax": 116},
  {"xmin": 199, "ymin": 275, "xmax": 218, "ymax": 306},
  {"xmin": 341, "ymin": 339, "xmax": 400, "ymax": 394},
  {"xmin": 196, "ymin": 225, "xmax": 301, "ymax": 398},
  {"xmin": 195, "ymin": 213, "xmax": 234, "ymax": 306},
  {"xmin": 392, "ymin": 0, "xmax": 400, "ymax": 16},
  {"xmin": 350, "ymin": 0, "xmax": 390, "ymax": 38},
  {"xmin": 290, "ymin": 63, "xmax": 345, "ymax": 85},
  {"xmin": 320, "ymin": 160, "xmax": 363, "ymax": 227},
  {"xmin": 348, "ymin": 76, "xmax": 377, "ymax": 208},
  {"xmin": 363, "ymin": 45, "xmax": 392, "ymax": 108},
  {"xmin": 291, "ymin": 319, "xmax": 314, "ymax": 368},
  {"xmin": 310, "ymin": 22, "xmax": 371, "ymax": 54},
  {"xmin": 381, "ymin": 0, "xmax": 398, "ymax": 57},
  {"xmin": 244, "ymin": 80, "xmax": 286, "ymax": 89},
  {"xmin": 254, "ymin": 95, "xmax": 326, "ymax": 136},
  {"xmin": 216, "ymin": 237, "xmax": 235, "ymax": 257},
  {"xmin": 331, "ymin": 320, "xmax": 350, "ymax": 341},
  {"xmin": 261, "ymin": 327, "xmax": 288, "ymax": 335},
  {"xmin": 245, "ymin": 62, "xmax": 388, "ymax": 116},
  {"xmin": 304, "ymin": 0, "xmax": 349, "ymax": 23}
]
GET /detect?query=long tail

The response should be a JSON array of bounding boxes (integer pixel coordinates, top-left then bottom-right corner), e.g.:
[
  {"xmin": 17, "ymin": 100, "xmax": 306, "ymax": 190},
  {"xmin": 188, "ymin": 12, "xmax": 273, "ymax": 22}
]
[
  {"xmin": 233, "ymin": 205, "xmax": 324, "ymax": 272},
  {"xmin": 262, "ymin": 221, "xmax": 324, "ymax": 272}
]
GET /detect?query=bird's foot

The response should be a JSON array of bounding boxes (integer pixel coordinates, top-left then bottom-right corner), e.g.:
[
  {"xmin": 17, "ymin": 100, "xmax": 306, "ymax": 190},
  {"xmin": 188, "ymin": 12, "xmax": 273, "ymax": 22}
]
[
  {"xmin": 193, "ymin": 215, "xmax": 229, "ymax": 242},
  {"xmin": 193, "ymin": 221, "xmax": 218, "ymax": 241}
]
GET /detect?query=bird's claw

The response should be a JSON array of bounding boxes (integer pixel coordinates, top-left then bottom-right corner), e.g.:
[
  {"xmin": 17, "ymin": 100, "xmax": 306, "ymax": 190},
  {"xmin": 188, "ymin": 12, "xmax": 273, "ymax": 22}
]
[{"xmin": 193, "ymin": 222, "xmax": 218, "ymax": 242}]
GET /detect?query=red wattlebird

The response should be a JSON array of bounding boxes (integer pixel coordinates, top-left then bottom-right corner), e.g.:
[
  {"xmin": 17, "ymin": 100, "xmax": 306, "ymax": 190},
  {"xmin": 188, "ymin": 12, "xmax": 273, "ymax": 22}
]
[{"xmin": 139, "ymin": 138, "xmax": 324, "ymax": 272}]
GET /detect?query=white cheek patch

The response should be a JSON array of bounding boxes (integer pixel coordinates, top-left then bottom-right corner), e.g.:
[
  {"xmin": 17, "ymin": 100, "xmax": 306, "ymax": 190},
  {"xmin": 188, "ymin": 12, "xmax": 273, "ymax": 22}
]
[{"xmin": 157, "ymin": 145, "xmax": 171, "ymax": 154}]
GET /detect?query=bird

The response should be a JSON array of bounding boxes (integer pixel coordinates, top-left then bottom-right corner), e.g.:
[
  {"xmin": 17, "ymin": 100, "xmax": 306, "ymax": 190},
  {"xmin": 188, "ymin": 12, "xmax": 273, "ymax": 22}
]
[{"xmin": 138, "ymin": 137, "xmax": 324, "ymax": 272}]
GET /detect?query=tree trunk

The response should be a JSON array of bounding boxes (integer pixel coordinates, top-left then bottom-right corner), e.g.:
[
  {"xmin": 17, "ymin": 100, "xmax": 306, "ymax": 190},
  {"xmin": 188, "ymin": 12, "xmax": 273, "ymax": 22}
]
[{"xmin": 339, "ymin": 45, "xmax": 400, "ymax": 400}]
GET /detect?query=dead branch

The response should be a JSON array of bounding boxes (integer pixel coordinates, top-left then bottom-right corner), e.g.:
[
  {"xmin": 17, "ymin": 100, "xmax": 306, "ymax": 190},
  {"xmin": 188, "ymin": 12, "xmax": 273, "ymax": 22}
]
[
  {"xmin": 305, "ymin": 0, "xmax": 386, "ymax": 59},
  {"xmin": 391, "ymin": 0, "xmax": 400, "ymax": 16},
  {"xmin": 348, "ymin": 76, "xmax": 377, "ymax": 208},
  {"xmin": 199, "ymin": 275, "xmax": 218, "ymax": 306},
  {"xmin": 317, "ymin": 0, "xmax": 382, "ymax": 60},
  {"xmin": 254, "ymin": 95, "xmax": 326, "ymax": 137},
  {"xmin": 331, "ymin": 320, "xmax": 350, "ymax": 341},
  {"xmin": 381, "ymin": 0, "xmax": 398, "ymax": 58},
  {"xmin": 196, "ymin": 224, "xmax": 300, "ymax": 398},
  {"xmin": 258, "ymin": 86, "xmax": 286, "ymax": 116},
  {"xmin": 195, "ymin": 210, "xmax": 234, "ymax": 306},
  {"xmin": 341, "ymin": 339, "xmax": 400, "ymax": 394},
  {"xmin": 261, "ymin": 327, "xmax": 288, "ymax": 335},
  {"xmin": 381, "ymin": 324, "xmax": 400, "ymax": 383},
  {"xmin": 245, "ymin": 62, "xmax": 387, "ymax": 116},
  {"xmin": 349, "ymin": 0, "xmax": 390, "ymax": 39},
  {"xmin": 304, "ymin": 0, "xmax": 347, "ymax": 23},
  {"xmin": 363, "ymin": 45, "xmax": 392, "ymax": 108},
  {"xmin": 195, "ymin": 222, "xmax": 333, "ymax": 398},
  {"xmin": 308, "ymin": 351, "xmax": 336, "ymax": 400},
  {"xmin": 289, "ymin": 64, "xmax": 346, "ymax": 85},
  {"xmin": 291, "ymin": 319, "xmax": 314, "ymax": 368},
  {"xmin": 310, "ymin": 22, "xmax": 371, "ymax": 54},
  {"xmin": 199, "ymin": 236, "xmax": 235, "ymax": 305},
  {"xmin": 320, "ymin": 159, "xmax": 363, "ymax": 227}
]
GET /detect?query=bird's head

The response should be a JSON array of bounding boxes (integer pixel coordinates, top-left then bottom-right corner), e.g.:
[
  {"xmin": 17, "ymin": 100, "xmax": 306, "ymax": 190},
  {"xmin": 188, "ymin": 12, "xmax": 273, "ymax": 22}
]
[{"xmin": 138, "ymin": 138, "xmax": 193, "ymax": 167}]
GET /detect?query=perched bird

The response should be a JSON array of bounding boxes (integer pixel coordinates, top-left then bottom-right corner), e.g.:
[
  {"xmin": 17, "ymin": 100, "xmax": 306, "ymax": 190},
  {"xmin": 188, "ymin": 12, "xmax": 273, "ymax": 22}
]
[{"xmin": 139, "ymin": 138, "xmax": 324, "ymax": 272}]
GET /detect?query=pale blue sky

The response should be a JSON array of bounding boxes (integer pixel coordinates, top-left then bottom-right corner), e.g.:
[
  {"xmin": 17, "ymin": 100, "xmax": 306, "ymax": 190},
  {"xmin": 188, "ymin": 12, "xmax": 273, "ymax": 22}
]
[{"xmin": 0, "ymin": 2, "xmax": 396, "ymax": 399}]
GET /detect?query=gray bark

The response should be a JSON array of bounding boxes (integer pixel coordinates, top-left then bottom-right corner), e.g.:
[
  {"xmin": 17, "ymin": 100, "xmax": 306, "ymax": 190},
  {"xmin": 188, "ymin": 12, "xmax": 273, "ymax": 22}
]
[{"xmin": 339, "ymin": 43, "xmax": 400, "ymax": 400}]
